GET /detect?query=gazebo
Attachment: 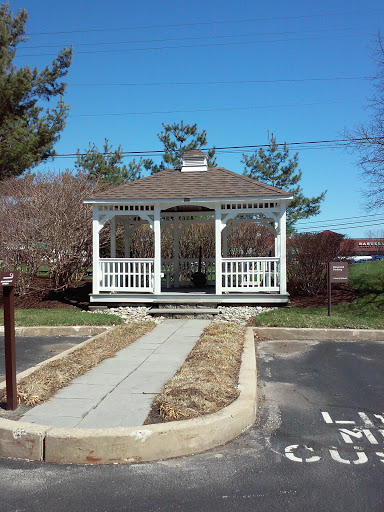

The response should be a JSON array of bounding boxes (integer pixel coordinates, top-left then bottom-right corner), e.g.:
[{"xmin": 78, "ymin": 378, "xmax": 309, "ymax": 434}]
[{"xmin": 84, "ymin": 150, "xmax": 292, "ymax": 305}]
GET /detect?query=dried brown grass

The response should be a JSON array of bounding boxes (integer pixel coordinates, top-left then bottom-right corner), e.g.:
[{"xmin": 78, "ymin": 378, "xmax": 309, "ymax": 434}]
[
  {"xmin": 0, "ymin": 322, "xmax": 155, "ymax": 406},
  {"xmin": 147, "ymin": 322, "xmax": 245, "ymax": 422}
]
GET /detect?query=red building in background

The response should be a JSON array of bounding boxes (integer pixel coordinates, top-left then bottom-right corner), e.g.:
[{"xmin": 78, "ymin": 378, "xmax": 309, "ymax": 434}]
[
  {"xmin": 349, "ymin": 239, "xmax": 384, "ymax": 256},
  {"xmin": 320, "ymin": 231, "xmax": 384, "ymax": 256},
  {"xmin": 322, "ymin": 229, "xmax": 384, "ymax": 256}
]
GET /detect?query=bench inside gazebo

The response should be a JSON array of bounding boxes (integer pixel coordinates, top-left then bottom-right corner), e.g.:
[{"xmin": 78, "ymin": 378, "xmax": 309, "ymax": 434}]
[{"xmin": 85, "ymin": 150, "xmax": 292, "ymax": 305}]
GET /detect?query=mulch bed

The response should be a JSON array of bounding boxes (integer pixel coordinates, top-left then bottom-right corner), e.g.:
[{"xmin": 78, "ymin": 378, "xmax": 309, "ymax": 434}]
[
  {"xmin": 288, "ymin": 284, "xmax": 358, "ymax": 308},
  {"xmin": 0, "ymin": 277, "xmax": 92, "ymax": 310}
]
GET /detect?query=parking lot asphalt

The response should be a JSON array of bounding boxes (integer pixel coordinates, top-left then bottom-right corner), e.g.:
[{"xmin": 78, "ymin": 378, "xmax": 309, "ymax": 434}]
[
  {"xmin": 253, "ymin": 338, "xmax": 384, "ymax": 511},
  {"xmin": 0, "ymin": 337, "xmax": 383, "ymax": 511},
  {"xmin": 0, "ymin": 335, "xmax": 88, "ymax": 382}
]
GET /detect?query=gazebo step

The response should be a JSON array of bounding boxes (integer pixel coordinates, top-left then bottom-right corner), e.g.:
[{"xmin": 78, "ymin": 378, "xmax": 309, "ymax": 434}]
[
  {"xmin": 149, "ymin": 307, "xmax": 219, "ymax": 316},
  {"xmin": 154, "ymin": 299, "xmax": 219, "ymax": 306}
]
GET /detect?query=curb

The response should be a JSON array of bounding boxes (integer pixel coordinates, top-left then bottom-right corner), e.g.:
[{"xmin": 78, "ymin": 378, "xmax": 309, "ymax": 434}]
[
  {"xmin": 253, "ymin": 326, "xmax": 384, "ymax": 341},
  {"xmin": 0, "ymin": 328, "xmax": 257, "ymax": 464},
  {"xmin": 0, "ymin": 326, "xmax": 111, "ymax": 337}
]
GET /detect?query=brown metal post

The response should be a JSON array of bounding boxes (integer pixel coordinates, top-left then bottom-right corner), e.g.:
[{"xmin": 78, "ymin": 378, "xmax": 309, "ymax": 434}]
[
  {"xmin": 3, "ymin": 285, "xmax": 17, "ymax": 410},
  {"xmin": 327, "ymin": 262, "xmax": 332, "ymax": 317}
]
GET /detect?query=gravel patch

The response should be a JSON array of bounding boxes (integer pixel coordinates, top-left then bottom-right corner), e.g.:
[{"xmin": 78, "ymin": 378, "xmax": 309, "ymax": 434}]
[
  {"xmin": 88, "ymin": 306, "xmax": 164, "ymax": 324},
  {"xmin": 213, "ymin": 306, "xmax": 276, "ymax": 324},
  {"xmin": 88, "ymin": 305, "xmax": 273, "ymax": 325}
]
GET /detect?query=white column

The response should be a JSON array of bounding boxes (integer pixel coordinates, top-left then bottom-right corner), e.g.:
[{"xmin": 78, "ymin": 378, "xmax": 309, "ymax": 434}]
[
  {"xmin": 92, "ymin": 206, "xmax": 100, "ymax": 295},
  {"xmin": 153, "ymin": 206, "xmax": 161, "ymax": 294},
  {"xmin": 215, "ymin": 205, "xmax": 223, "ymax": 295},
  {"xmin": 173, "ymin": 215, "xmax": 180, "ymax": 288},
  {"xmin": 110, "ymin": 216, "xmax": 116, "ymax": 258},
  {"xmin": 279, "ymin": 211, "xmax": 287, "ymax": 294}
]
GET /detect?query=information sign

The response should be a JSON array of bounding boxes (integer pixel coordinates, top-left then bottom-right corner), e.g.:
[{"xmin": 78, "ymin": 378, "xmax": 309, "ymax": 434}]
[
  {"xmin": 329, "ymin": 262, "xmax": 349, "ymax": 283},
  {"xmin": 328, "ymin": 262, "xmax": 349, "ymax": 317}
]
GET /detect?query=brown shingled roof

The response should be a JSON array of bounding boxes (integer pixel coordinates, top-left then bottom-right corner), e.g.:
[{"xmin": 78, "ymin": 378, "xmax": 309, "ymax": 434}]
[{"xmin": 87, "ymin": 167, "xmax": 292, "ymax": 201}]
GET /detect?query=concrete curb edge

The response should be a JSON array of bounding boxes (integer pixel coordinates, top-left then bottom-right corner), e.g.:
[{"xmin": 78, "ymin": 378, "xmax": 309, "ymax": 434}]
[
  {"xmin": 0, "ymin": 327, "xmax": 257, "ymax": 464},
  {"xmin": 253, "ymin": 326, "xmax": 384, "ymax": 341}
]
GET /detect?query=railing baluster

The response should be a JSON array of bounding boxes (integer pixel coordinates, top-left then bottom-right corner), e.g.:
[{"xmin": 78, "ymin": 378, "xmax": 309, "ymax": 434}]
[
  {"xmin": 98, "ymin": 258, "xmax": 154, "ymax": 292},
  {"xmin": 219, "ymin": 257, "xmax": 280, "ymax": 292},
  {"xmin": 98, "ymin": 257, "xmax": 279, "ymax": 294}
]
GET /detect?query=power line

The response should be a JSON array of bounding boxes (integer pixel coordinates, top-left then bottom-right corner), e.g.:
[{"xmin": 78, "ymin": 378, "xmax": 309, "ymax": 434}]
[
  {"xmin": 21, "ymin": 25, "xmax": 369, "ymax": 50},
  {"xmin": 296, "ymin": 213, "xmax": 384, "ymax": 225},
  {"xmin": 68, "ymin": 76, "xmax": 371, "ymax": 88},
  {"xmin": 299, "ymin": 218, "xmax": 384, "ymax": 229},
  {"xmin": 223, "ymin": 144, "xmax": 350, "ymax": 154},
  {"xmin": 68, "ymin": 99, "xmax": 361, "ymax": 118},
  {"xmin": 50, "ymin": 137, "xmax": 374, "ymax": 159},
  {"xmin": 17, "ymin": 32, "xmax": 372, "ymax": 58},
  {"xmin": 300, "ymin": 221, "xmax": 384, "ymax": 231},
  {"xmin": 26, "ymin": 9, "xmax": 384, "ymax": 36}
]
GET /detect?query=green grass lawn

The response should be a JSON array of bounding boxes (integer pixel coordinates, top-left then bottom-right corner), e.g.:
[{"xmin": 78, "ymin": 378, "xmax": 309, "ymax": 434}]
[
  {"xmin": 0, "ymin": 309, "xmax": 122, "ymax": 327},
  {"xmin": 252, "ymin": 260, "xmax": 384, "ymax": 329}
]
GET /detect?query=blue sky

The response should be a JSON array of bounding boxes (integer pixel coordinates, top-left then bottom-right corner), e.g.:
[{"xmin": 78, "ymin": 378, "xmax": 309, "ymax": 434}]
[{"xmin": 9, "ymin": 0, "xmax": 384, "ymax": 237}]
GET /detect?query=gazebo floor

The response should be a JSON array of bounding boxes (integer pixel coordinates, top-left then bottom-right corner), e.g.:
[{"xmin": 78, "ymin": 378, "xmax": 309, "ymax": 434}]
[{"xmin": 90, "ymin": 289, "xmax": 289, "ymax": 305}]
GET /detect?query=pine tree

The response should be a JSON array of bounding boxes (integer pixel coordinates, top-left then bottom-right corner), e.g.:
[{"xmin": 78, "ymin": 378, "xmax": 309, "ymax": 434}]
[
  {"xmin": 243, "ymin": 134, "xmax": 326, "ymax": 229},
  {"xmin": 75, "ymin": 139, "xmax": 144, "ymax": 185},
  {"xmin": 0, "ymin": 2, "xmax": 72, "ymax": 180},
  {"xmin": 147, "ymin": 121, "xmax": 217, "ymax": 173}
]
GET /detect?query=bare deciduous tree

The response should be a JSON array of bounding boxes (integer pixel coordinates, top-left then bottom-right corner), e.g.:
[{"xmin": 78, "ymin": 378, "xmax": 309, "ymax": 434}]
[
  {"xmin": 345, "ymin": 35, "xmax": 384, "ymax": 208},
  {"xmin": 0, "ymin": 171, "xmax": 97, "ymax": 295},
  {"xmin": 365, "ymin": 229, "xmax": 384, "ymax": 239},
  {"xmin": 287, "ymin": 231, "xmax": 354, "ymax": 295},
  {"xmin": 227, "ymin": 223, "xmax": 274, "ymax": 257}
]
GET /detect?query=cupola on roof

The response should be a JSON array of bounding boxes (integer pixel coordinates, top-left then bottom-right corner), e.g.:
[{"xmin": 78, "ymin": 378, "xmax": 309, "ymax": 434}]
[{"xmin": 181, "ymin": 150, "xmax": 208, "ymax": 172}]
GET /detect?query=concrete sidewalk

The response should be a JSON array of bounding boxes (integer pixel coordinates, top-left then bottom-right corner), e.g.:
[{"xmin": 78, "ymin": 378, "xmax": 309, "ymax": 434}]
[{"xmin": 21, "ymin": 319, "xmax": 210, "ymax": 429}]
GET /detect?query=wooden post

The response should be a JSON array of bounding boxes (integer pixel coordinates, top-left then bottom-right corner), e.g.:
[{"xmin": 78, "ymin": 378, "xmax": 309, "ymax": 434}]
[
  {"xmin": 328, "ymin": 262, "xmax": 332, "ymax": 316},
  {"xmin": 1, "ymin": 272, "xmax": 19, "ymax": 410}
]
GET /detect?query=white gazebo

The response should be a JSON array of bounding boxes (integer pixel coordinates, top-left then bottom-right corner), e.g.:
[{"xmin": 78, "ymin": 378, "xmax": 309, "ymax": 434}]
[{"xmin": 84, "ymin": 150, "xmax": 292, "ymax": 305}]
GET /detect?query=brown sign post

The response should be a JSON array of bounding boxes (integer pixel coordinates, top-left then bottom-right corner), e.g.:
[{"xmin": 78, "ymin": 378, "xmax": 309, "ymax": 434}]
[
  {"xmin": 328, "ymin": 262, "xmax": 348, "ymax": 316},
  {"xmin": 1, "ymin": 272, "xmax": 19, "ymax": 410}
]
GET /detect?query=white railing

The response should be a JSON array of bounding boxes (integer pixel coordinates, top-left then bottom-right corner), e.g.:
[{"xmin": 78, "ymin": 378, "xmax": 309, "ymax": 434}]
[
  {"xmin": 162, "ymin": 258, "xmax": 215, "ymax": 285},
  {"xmin": 98, "ymin": 257, "xmax": 279, "ymax": 293},
  {"xmin": 222, "ymin": 257, "xmax": 279, "ymax": 292},
  {"xmin": 99, "ymin": 258, "xmax": 154, "ymax": 292}
]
